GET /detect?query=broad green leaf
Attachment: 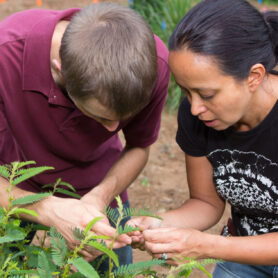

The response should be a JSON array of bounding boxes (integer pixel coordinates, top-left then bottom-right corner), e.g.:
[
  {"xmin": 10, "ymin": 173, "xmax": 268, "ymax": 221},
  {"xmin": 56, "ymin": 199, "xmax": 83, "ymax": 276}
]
[
  {"xmin": 10, "ymin": 208, "xmax": 38, "ymax": 218},
  {"xmin": 0, "ymin": 228, "xmax": 25, "ymax": 243},
  {"xmin": 55, "ymin": 188, "xmax": 81, "ymax": 199},
  {"xmin": 87, "ymin": 241, "xmax": 119, "ymax": 267},
  {"xmin": 31, "ymin": 223, "xmax": 50, "ymax": 231},
  {"xmin": 12, "ymin": 192, "xmax": 52, "ymax": 206},
  {"xmin": 67, "ymin": 273, "xmax": 86, "ymax": 278},
  {"xmin": 12, "ymin": 160, "xmax": 36, "ymax": 169},
  {"xmin": 86, "ymin": 234, "xmax": 110, "ymax": 241},
  {"xmin": 12, "ymin": 166, "xmax": 54, "ymax": 185},
  {"xmin": 84, "ymin": 217, "xmax": 103, "ymax": 235},
  {"xmin": 70, "ymin": 257, "xmax": 100, "ymax": 278},
  {"xmin": 59, "ymin": 180, "xmax": 76, "ymax": 192},
  {"xmin": 10, "ymin": 250, "xmax": 25, "ymax": 260}
]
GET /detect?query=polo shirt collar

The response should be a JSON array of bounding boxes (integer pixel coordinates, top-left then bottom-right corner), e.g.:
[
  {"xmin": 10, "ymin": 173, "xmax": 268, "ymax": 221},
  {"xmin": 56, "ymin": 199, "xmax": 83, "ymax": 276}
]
[{"xmin": 22, "ymin": 8, "xmax": 80, "ymax": 108}]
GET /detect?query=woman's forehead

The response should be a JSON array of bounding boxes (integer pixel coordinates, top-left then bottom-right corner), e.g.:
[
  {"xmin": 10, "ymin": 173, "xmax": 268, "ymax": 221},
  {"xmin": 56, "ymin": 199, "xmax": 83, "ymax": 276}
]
[{"xmin": 169, "ymin": 50, "xmax": 224, "ymax": 86}]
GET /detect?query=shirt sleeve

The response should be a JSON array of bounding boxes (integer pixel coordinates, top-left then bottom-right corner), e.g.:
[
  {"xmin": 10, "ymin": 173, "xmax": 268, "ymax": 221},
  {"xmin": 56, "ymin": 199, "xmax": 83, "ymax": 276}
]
[
  {"xmin": 176, "ymin": 97, "xmax": 208, "ymax": 156},
  {"xmin": 122, "ymin": 41, "xmax": 170, "ymax": 148}
]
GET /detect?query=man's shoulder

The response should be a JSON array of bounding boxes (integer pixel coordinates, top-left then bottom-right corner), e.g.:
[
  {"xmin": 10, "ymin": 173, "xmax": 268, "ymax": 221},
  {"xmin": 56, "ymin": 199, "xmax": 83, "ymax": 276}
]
[
  {"xmin": 0, "ymin": 8, "xmax": 79, "ymax": 45},
  {"xmin": 154, "ymin": 35, "xmax": 169, "ymax": 63}
]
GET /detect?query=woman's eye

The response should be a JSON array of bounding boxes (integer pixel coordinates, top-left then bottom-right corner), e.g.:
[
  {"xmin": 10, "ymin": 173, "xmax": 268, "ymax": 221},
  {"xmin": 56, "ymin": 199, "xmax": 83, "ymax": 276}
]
[{"xmin": 200, "ymin": 94, "xmax": 214, "ymax": 100}]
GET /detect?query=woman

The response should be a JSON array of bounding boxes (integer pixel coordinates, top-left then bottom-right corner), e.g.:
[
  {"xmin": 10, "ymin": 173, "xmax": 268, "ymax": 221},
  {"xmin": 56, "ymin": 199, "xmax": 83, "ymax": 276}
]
[{"xmin": 129, "ymin": 0, "xmax": 278, "ymax": 277}]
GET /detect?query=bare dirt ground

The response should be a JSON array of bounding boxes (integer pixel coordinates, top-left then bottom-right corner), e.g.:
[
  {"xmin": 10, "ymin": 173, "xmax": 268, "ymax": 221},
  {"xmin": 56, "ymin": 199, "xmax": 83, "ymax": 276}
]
[{"xmin": 0, "ymin": 0, "xmax": 276, "ymax": 277}]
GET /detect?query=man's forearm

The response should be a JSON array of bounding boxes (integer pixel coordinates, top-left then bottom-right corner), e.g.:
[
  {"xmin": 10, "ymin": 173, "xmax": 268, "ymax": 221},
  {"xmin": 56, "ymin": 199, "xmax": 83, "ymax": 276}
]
[
  {"xmin": 0, "ymin": 175, "xmax": 53, "ymax": 225},
  {"xmin": 85, "ymin": 146, "xmax": 150, "ymax": 207}
]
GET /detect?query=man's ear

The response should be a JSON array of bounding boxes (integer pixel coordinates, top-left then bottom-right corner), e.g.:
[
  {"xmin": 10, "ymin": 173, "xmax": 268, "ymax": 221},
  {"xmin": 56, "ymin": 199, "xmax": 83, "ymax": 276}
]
[
  {"xmin": 50, "ymin": 58, "xmax": 64, "ymax": 85},
  {"xmin": 51, "ymin": 58, "xmax": 62, "ymax": 74},
  {"xmin": 247, "ymin": 63, "xmax": 266, "ymax": 92}
]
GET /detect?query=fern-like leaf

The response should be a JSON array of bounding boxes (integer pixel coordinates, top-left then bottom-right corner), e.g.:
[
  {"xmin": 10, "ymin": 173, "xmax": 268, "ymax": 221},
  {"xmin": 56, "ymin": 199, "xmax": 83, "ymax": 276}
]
[
  {"xmin": 104, "ymin": 206, "xmax": 119, "ymax": 224},
  {"xmin": 172, "ymin": 258, "xmax": 220, "ymax": 277},
  {"xmin": 38, "ymin": 251, "xmax": 52, "ymax": 278},
  {"xmin": 114, "ymin": 259, "xmax": 165, "ymax": 275},
  {"xmin": 49, "ymin": 227, "xmax": 67, "ymax": 267},
  {"xmin": 72, "ymin": 227, "xmax": 85, "ymax": 241},
  {"xmin": 70, "ymin": 257, "xmax": 100, "ymax": 278},
  {"xmin": 115, "ymin": 195, "xmax": 124, "ymax": 219},
  {"xmin": 117, "ymin": 225, "xmax": 140, "ymax": 235},
  {"xmin": 12, "ymin": 192, "xmax": 52, "ymax": 206},
  {"xmin": 9, "ymin": 270, "xmax": 38, "ymax": 276},
  {"xmin": 0, "ymin": 165, "xmax": 10, "ymax": 179},
  {"xmin": 124, "ymin": 207, "xmax": 162, "ymax": 220},
  {"xmin": 87, "ymin": 240, "xmax": 119, "ymax": 267},
  {"xmin": 12, "ymin": 166, "xmax": 54, "ymax": 186}
]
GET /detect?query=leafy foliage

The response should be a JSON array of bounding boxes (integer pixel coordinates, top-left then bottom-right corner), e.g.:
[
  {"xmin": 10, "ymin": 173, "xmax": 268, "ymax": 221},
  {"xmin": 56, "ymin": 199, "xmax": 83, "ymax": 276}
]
[
  {"xmin": 0, "ymin": 161, "xmax": 216, "ymax": 277},
  {"xmin": 132, "ymin": 0, "xmax": 201, "ymax": 111},
  {"xmin": 114, "ymin": 259, "xmax": 165, "ymax": 275}
]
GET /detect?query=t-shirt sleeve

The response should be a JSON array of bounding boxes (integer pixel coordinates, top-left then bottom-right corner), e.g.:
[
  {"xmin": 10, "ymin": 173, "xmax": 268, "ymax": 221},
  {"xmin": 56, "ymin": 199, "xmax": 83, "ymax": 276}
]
[
  {"xmin": 176, "ymin": 97, "xmax": 208, "ymax": 156},
  {"xmin": 122, "ymin": 37, "xmax": 170, "ymax": 148}
]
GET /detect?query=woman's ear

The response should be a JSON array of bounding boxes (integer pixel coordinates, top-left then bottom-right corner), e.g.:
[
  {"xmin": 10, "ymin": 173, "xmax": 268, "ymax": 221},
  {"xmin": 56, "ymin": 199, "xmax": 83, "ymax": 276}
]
[{"xmin": 247, "ymin": 63, "xmax": 266, "ymax": 92}]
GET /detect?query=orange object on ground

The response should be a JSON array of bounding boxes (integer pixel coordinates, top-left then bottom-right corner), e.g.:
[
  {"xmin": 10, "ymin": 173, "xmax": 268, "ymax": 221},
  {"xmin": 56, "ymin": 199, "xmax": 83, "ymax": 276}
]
[
  {"xmin": 36, "ymin": 0, "xmax": 42, "ymax": 6},
  {"xmin": 92, "ymin": 0, "xmax": 98, "ymax": 3},
  {"xmin": 0, "ymin": 0, "xmax": 5, "ymax": 4}
]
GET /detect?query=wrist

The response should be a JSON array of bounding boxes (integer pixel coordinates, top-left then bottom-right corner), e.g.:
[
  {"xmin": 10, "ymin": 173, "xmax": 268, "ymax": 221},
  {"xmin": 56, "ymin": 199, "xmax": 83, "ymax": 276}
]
[
  {"xmin": 81, "ymin": 191, "xmax": 108, "ymax": 210},
  {"xmin": 36, "ymin": 195, "xmax": 59, "ymax": 227},
  {"xmin": 84, "ymin": 179, "xmax": 117, "ymax": 207},
  {"xmin": 201, "ymin": 233, "xmax": 227, "ymax": 259}
]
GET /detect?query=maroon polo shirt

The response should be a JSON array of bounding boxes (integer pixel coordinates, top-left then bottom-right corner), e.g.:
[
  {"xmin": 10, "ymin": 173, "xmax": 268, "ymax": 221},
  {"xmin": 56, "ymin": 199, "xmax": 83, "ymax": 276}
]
[{"xmin": 0, "ymin": 8, "xmax": 169, "ymax": 205}]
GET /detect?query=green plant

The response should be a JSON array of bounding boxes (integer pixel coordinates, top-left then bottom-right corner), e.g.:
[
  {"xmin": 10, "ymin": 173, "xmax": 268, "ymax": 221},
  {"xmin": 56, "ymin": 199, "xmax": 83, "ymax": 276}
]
[
  {"xmin": 132, "ymin": 0, "xmax": 201, "ymax": 111},
  {"xmin": 0, "ymin": 161, "xmax": 216, "ymax": 277},
  {"xmin": 140, "ymin": 177, "xmax": 150, "ymax": 187}
]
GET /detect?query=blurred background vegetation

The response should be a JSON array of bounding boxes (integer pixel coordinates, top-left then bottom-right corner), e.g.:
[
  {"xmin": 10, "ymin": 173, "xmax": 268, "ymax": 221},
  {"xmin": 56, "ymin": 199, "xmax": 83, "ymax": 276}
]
[
  {"xmin": 131, "ymin": 0, "xmax": 201, "ymax": 111},
  {"xmin": 131, "ymin": 0, "xmax": 278, "ymax": 111}
]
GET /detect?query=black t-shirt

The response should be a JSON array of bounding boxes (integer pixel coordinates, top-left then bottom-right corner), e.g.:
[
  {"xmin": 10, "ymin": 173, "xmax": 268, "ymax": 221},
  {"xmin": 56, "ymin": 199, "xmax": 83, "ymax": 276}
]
[{"xmin": 176, "ymin": 97, "xmax": 278, "ymax": 236}]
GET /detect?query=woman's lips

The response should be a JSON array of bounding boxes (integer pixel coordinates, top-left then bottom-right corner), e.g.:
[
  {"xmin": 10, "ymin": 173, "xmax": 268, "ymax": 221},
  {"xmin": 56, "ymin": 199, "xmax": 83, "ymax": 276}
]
[{"xmin": 203, "ymin": 119, "xmax": 216, "ymax": 127}]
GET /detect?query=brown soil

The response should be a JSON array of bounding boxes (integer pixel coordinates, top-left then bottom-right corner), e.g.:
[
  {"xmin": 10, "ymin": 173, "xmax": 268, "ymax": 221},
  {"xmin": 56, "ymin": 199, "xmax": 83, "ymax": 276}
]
[{"xmin": 1, "ymin": 0, "xmax": 275, "ymax": 277}]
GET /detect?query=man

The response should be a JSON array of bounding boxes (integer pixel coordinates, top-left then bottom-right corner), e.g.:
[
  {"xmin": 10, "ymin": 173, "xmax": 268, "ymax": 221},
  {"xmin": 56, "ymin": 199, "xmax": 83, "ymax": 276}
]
[{"xmin": 0, "ymin": 3, "xmax": 169, "ymax": 265}]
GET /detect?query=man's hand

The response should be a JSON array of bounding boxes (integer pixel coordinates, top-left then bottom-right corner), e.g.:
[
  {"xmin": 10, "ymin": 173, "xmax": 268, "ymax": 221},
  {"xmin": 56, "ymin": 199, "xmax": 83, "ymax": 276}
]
[
  {"xmin": 81, "ymin": 193, "xmax": 132, "ymax": 247},
  {"xmin": 44, "ymin": 196, "xmax": 131, "ymax": 260}
]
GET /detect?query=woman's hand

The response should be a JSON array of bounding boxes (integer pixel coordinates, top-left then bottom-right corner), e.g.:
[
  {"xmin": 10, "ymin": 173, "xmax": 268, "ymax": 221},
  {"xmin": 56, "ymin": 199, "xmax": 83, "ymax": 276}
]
[
  {"xmin": 143, "ymin": 227, "xmax": 206, "ymax": 266},
  {"xmin": 127, "ymin": 216, "xmax": 162, "ymax": 250}
]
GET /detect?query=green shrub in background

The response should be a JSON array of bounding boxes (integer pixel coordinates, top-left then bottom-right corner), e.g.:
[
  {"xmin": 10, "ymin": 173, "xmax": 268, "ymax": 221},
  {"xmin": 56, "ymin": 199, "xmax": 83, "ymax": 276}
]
[{"xmin": 132, "ymin": 0, "xmax": 201, "ymax": 111}]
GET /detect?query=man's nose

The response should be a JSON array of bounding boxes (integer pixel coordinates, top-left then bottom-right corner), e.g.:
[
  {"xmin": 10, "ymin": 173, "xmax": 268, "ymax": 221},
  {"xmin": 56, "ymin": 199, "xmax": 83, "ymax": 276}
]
[{"xmin": 102, "ymin": 121, "xmax": 120, "ymax": 132}]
